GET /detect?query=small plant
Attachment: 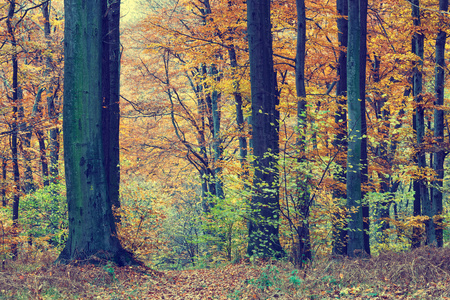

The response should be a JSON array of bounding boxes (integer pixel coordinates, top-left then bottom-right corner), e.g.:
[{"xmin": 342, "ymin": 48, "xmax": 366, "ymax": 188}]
[
  {"xmin": 103, "ymin": 262, "xmax": 117, "ymax": 282},
  {"xmin": 228, "ymin": 289, "xmax": 243, "ymax": 300},
  {"xmin": 288, "ymin": 269, "xmax": 303, "ymax": 288},
  {"xmin": 249, "ymin": 264, "xmax": 281, "ymax": 291}
]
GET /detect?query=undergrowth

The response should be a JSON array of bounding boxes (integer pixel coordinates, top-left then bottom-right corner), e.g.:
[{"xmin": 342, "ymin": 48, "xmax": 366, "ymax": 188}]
[{"xmin": 1, "ymin": 246, "xmax": 450, "ymax": 299}]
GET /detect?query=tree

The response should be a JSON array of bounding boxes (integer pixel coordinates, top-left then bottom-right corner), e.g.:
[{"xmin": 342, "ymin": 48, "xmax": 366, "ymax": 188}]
[
  {"xmin": 6, "ymin": 0, "xmax": 21, "ymax": 259},
  {"xmin": 291, "ymin": 0, "xmax": 311, "ymax": 267},
  {"xmin": 346, "ymin": 0, "xmax": 367, "ymax": 258},
  {"xmin": 332, "ymin": 0, "xmax": 348, "ymax": 256},
  {"xmin": 411, "ymin": 0, "xmax": 427, "ymax": 248},
  {"xmin": 59, "ymin": 0, "xmax": 134, "ymax": 265},
  {"xmin": 42, "ymin": 0, "xmax": 62, "ymax": 184},
  {"xmin": 358, "ymin": 0, "xmax": 369, "ymax": 256},
  {"xmin": 246, "ymin": 0, "xmax": 283, "ymax": 258},
  {"xmin": 432, "ymin": 0, "xmax": 448, "ymax": 248}
]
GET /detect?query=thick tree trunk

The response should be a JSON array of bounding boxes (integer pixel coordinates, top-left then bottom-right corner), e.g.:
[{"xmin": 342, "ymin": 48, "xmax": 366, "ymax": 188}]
[
  {"xmin": 432, "ymin": 0, "xmax": 448, "ymax": 248},
  {"xmin": 346, "ymin": 0, "xmax": 366, "ymax": 258},
  {"xmin": 59, "ymin": 0, "xmax": 134, "ymax": 265},
  {"xmin": 246, "ymin": 0, "xmax": 283, "ymax": 258}
]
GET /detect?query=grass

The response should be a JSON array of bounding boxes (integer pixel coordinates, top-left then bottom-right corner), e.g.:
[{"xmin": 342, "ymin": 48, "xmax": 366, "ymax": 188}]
[{"xmin": 1, "ymin": 247, "xmax": 450, "ymax": 299}]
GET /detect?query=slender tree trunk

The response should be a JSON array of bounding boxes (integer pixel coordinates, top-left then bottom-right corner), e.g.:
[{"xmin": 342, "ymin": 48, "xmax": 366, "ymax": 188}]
[
  {"xmin": 432, "ymin": 0, "xmax": 448, "ymax": 248},
  {"xmin": 211, "ymin": 74, "xmax": 224, "ymax": 200},
  {"xmin": 292, "ymin": 0, "xmax": 311, "ymax": 267},
  {"xmin": 1, "ymin": 159, "xmax": 6, "ymax": 207},
  {"xmin": 332, "ymin": 0, "xmax": 348, "ymax": 256},
  {"xmin": 229, "ymin": 47, "xmax": 247, "ymax": 165},
  {"xmin": 22, "ymin": 88, "xmax": 46, "ymax": 192},
  {"xmin": 7, "ymin": 0, "xmax": 21, "ymax": 260},
  {"xmin": 36, "ymin": 129, "xmax": 49, "ymax": 186},
  {"xmin": 21, "ymin": 127, "xmax": 35, "ymax": 193},
  {"xmin": 358, "ymin": 0, "xmax": 370, "ymax": 256},
  {"xmin": 42, "ymin": 1, "xmax": 60, "ymax": 183},
  {"xmin": 371, "ymin": 55, "xmax": 391, "ymax": 242},
  {"xmin": 246, "ymin": 0, "xmax": 283, "ymax": 258},
  {"xmin": 411, "ymin": 0, "xmax": 428, "ymax": 248}
]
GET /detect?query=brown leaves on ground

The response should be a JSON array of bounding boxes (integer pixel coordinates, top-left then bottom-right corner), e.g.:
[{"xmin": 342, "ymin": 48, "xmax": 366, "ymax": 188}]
[{"xmin": 2, "ymin": 247, "xmax": 450, "ymax": 299}]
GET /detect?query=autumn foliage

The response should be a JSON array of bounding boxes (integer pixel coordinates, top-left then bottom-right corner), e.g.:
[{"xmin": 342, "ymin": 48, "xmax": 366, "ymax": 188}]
[{"xmin": 0, "ymin": 0, "xmax": 449, "ymax": 297}]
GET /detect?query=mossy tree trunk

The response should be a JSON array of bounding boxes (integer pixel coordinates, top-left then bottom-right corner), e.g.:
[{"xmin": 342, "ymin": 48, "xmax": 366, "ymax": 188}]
[{"xmin": 59, "ymin": 0, "xmax": 134, "ymax": 265}]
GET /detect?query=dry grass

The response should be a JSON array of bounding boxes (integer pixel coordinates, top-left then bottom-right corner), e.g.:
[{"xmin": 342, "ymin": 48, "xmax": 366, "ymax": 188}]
[{"xmin": 1, "ymin": 247, "xmax": 450, "ymax": 299}]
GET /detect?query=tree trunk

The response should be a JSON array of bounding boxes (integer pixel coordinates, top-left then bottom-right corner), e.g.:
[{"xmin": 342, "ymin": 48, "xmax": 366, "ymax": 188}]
[
  {"xmin": 7, "ymin": 0, "xmax": 21, "ymax": 260},
  {"xmin": 59, "ymin": 0, "xmax": 134, "ymax": 265},
  {"xmin": 36, "ymin": 129, "xmax": 49, "ymax": 187},
  {"xmin": 210, "ymin": 66, "xmax": 224, "ymax": 201},
  {"xmin": 432, "ymin": 0, "xmax": 448, "ymax": 248},
  {"xmin": 358, "ymin": 0, "xmax": 370, "ymax": 256},
  {"xmin": 346, "ymin": 0, "xmax": 366, "ymax": 258},
  {"xmin": 292, "ymin": 0, "xmax": 311, "ymax": 267},
  {"xmin": 101, "ymin": 0, "xmax": 121, "ymax": 214},
  {"xmin": 332, "ymin": 0, "xmax": 348, "ymax": 256},
  {"xmin": 228, "ymin": 47, "xmax": 248, "ymax": 170},
  {"xmin": 371, "ymin": 55, "xmax": 391, "ymax": 243},
  {"xmin": 42, "ymin": 0, "xmax": 60, "ymax": 184},
  {"xmin": 246, "ymin": 0, "xmax": 283, "ymax": 258},
  {"xmin": 23, "ymin": 88, "xmax": 46, "ymax": 192},
  {"xmin": 1, "ymin": 159, "xmax": 6, "ymax": 207},
  {"xmin": 411, "ymin": 0, "xmax": 428, "ymax": 248}
]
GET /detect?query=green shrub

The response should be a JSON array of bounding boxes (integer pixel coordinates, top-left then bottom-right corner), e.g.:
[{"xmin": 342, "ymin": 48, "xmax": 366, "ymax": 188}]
[{"xmin": 19, "ymin": 183, "xmax": 68, "ymax": 249}]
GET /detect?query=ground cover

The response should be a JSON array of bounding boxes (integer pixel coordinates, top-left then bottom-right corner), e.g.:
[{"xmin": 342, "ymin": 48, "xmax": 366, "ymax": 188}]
[{"xmin": 1, "ymin": 247, "xmax": 450, "ymax": 299}]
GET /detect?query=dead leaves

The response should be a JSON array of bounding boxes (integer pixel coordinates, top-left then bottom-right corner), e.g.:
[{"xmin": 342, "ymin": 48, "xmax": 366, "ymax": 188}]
[{"xmin": 3, "ymin": 248, "xmax": 450, "ymax": 299}]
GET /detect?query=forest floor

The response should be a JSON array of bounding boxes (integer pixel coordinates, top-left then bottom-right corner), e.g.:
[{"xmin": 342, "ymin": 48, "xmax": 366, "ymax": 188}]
[{"xmin": 1, "ymin": 247, "xmax": 450, "ymax": 299}]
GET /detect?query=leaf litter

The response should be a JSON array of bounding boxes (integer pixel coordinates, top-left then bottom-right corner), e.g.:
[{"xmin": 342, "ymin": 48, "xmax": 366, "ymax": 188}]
[{"xmin": 1, "ymin": 247, "xmax": 450, "ymax": 299}]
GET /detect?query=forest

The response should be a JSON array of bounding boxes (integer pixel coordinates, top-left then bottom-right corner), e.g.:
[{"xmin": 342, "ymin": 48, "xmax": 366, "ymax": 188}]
[{"xmin": 2, "ymin": 0, "xmax": 450, "ymax": 299}]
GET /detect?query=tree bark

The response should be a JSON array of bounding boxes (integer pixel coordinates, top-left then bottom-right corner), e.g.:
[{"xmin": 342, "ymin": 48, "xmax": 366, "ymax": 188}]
[
  {"xmin": 371, "ymin": 55, "xmax": 392, "ymax": 243},
  {"xmin": 358, "ymin": 0, "xmax": 370, "ymax": 256},
  {"xmin": 102, "ymin": 0, "xmax": 121, "ymax": 214},
  {"xmin": 292, "ymin": 0, "xmax": 311, "ymax": 267},
  {"xmin": 346, "ymin": 0, "xmax": 367, "ymax": 258},
  {"xmin": 246, "ymin": 0, "xmax": 283, "ymax": 258},
  {"xmin": 411, "ymin": 0, "xmax": 428, "ymax": 248},
  {"xmin": 432, "ymin": 0, "xmax": 448, "ymax": 248},
  {"xmin": 228, "ymin": 46, "xmax": 248, "ymax": 169},
  {"xmin": 59, "ymin": 0, "xmax": 134, "ymax": 265},
  {"xmin": 7, "ymin": 0, "xmax": 21, "ymax": 260},
  {"xmin": 42, "ymin": 1, "xmax": 61, "ymax": 184},
  {"xmin": 332, "ymin": 0, "xmax": 348, "ymax": 256},
  {"xmin": 1, "ymin": 159, "xmax": 6, "ymax": 207}
]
